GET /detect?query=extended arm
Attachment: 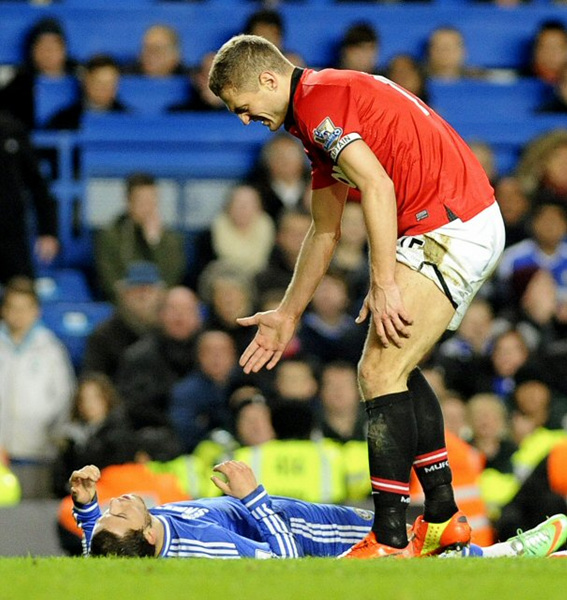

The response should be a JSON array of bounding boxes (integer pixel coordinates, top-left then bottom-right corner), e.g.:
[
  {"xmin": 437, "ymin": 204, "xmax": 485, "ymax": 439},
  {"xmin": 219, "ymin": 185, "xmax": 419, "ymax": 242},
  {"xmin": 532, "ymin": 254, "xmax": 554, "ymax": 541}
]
[
  {"xmin": 278, "ymin": 182, "xmax": 348, "ymax": 319},
  {"xmin": 337, "ymin": 140, "xmax": 412, "ymax": 347},
  {"xmin": 69, "ymin": 465, "xmax": 102, "ymax": 556},
  {"xmin": 237, "ymin": 182, "xmax": 348, "ymax": 373},
  {"xmin": 211, "ymin": 461, "xmax": 301, "ymax": 558},
  {"xmin": 239, "ymin": 485, "xmax": 301, "ymax": 558}
]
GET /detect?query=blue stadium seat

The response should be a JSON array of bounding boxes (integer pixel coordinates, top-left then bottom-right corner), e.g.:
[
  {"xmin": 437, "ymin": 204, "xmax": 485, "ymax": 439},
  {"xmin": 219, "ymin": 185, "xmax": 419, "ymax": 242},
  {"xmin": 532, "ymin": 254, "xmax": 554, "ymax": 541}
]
[
  {"xmin": 61, "ymin": 5, "xmax": 241, "ymax": 66},
  {"xmin": 41, "ymin": 301, "xmax": 114, "ymax": 369},
  {"xmin": 63, "ymin": 0, "xmax": 155, "ymax": 6},
  {"xmin": 2, "ymin": 4, "xmax": 566, "ymax": 70},
  {"xmin": 34, "ymin": 75, "xmax": 79, "ymax": 128},
  {"xmin": 35, "ymin": 268, "xmax": 92, "ymax": 303},
  {"xmin": 118, "ymin": 76, "xmax": 189, "ymax": 114},
  {"xmin": 32, "ymin": 131, "xmax": 95, "ymax": 269},
  {"xmin": 451, "ymin": 114, "xmax": 567, "ymax": 176},
  {"xmin": 6, "ymin": 2, "xmax": 566, "ymax": 239},
  {"xmin": 80, "ymin": 113, "xmax": 271, "ymax": 179},
  {"xmin": 280, "ymin": 5, "xmax": 565, "ymax": 69},
  {"xmin": 0, "ymin": 4, "xmax": 39, "ymax": 65},
  {"xmin": 428, "ymin": 78, "xmax": 553, "ymax": 122}
]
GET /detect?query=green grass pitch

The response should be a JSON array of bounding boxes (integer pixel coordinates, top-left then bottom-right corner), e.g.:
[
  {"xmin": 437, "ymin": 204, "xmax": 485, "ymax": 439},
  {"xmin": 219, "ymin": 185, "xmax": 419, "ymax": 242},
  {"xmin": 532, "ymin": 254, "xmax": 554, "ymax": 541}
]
[{"xmin": 0, "ymin": 557, "xmax": 565, "ymax": 600}]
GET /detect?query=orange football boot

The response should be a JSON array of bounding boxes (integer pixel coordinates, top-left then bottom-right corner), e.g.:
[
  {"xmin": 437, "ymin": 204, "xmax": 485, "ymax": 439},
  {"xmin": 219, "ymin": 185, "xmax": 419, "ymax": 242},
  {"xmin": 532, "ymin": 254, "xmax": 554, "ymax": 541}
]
[
  {"xmin": 339, "ymin": 531, "xmax": 413, "ymax": 559},
  {"xmin": 410, "ymin": 511, "xmax": 471, "ymax": 557}
]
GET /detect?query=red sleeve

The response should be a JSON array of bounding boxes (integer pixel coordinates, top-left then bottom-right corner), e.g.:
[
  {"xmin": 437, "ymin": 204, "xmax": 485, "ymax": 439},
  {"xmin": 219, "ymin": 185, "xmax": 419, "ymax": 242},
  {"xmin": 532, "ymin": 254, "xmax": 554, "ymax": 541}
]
[{"xmin": 295, "ymin": 83, "xmax": 362, "ymax": 190}]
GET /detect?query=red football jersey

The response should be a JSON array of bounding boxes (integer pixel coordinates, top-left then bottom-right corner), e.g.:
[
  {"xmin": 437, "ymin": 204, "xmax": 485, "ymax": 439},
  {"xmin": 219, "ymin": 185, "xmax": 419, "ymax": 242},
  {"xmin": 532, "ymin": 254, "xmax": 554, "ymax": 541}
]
[{"xmin": 284, "ymin": 68, "xmax": 495, "ymax": 236}]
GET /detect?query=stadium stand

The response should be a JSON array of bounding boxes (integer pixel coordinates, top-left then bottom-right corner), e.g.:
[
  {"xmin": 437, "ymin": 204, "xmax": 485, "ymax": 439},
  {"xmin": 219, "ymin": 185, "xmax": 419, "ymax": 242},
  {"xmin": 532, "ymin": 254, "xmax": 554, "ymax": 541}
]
[
  {"xmin": 35, "ymin": 267, "xmax": 93, "ymax": 303},
  {"xmin": 34, "ymin": 75, "xmax": 191, "ymax": 122},
  {"xmin": 34, "ymin": 75, "xmax": 79, "ymax": 128},
  {"xmin": 41, "ymin": 300, "xmax": 114, "ymax": 370},
  {"xmin": 1, "ymin": 5, "xmax": 566, "ymax": 69},
  {"xmin": 80, "ymin": 112, "xmax": 271, "ymax": 178},
  {"xmin": 427, "ymin": 79, "xmax": 553, "ymax": 122},
  {"xmin": 1, "ymin": 5, "xmax": 567, "ymax": 554},
  {"xmin": 450, "ymin": 114, "xmax": 567, "ymax": 176},
  {"xmin": 9, "ymin": 1, "xmax": 560, "ymax": 282},
  {"xmin": 118, "ymin": 76, "xmax": 189, "ymax": 114}
]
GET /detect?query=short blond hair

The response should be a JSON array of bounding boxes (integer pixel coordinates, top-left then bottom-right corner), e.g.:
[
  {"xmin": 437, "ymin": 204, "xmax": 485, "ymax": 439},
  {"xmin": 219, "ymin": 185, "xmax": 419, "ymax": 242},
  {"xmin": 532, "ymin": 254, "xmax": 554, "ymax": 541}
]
[{"xmin": 208, "ymin": 34, "xmax": 293, "ymax": 96}]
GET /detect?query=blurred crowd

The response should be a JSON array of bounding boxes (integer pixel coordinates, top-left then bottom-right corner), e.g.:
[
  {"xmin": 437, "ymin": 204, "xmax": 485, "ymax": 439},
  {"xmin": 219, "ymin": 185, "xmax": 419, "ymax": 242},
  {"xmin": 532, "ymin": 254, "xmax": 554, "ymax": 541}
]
[{"xmin": 0, "ymin": 4, "xmax": 566, "ymax": 554}]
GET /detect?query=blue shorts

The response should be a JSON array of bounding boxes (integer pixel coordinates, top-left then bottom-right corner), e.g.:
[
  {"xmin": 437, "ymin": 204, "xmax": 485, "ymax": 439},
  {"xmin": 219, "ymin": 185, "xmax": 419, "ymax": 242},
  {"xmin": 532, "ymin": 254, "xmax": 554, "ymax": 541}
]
[{"xmin": 272, "ymin": 497, "xmax": 373, "ymax": 557}]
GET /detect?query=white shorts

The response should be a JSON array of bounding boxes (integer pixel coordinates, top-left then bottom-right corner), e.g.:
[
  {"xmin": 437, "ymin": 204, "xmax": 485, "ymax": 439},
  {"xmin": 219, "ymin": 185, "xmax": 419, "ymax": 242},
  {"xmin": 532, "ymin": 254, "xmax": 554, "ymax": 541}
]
[{"xmin": 395, "ymin": 201, "xmax": 505, "ymax": 330}]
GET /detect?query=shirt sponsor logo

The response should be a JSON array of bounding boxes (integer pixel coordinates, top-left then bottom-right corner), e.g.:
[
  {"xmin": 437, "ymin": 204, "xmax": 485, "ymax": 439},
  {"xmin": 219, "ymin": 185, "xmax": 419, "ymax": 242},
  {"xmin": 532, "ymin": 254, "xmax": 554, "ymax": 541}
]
[
  {"xmin": 313, "ymin": 117, "xmax": 343, "ymax": 152},
  {"xmin": 181, "ymin": 507, "xmax": 210, "ymax": 520}
]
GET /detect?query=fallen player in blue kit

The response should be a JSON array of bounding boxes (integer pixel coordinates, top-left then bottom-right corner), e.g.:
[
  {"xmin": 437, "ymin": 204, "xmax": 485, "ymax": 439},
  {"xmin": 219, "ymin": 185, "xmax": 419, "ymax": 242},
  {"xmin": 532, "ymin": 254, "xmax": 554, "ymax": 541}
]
[{"xmin": 70, "ymin": 461, "xmax": 567, "ymax": 559}]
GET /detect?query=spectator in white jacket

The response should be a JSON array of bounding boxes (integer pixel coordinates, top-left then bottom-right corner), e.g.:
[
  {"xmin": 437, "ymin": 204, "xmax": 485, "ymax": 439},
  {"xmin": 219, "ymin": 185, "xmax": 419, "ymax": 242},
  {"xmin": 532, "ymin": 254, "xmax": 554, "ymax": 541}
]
[{"xmin": 0, "ymin": 276, "xmax": 75, "ymax": 498}]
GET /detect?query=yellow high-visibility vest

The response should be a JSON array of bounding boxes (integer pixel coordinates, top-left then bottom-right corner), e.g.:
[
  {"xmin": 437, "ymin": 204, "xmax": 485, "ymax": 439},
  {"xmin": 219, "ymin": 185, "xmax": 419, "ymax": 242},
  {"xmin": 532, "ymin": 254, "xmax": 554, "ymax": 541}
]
[
  {"xmin": 235, "ymin": 439, "xmax": 347, "ymax": 504},
  {"xmin": 0, "ymin": 464, "xmax": 20, "ymax": 506}
]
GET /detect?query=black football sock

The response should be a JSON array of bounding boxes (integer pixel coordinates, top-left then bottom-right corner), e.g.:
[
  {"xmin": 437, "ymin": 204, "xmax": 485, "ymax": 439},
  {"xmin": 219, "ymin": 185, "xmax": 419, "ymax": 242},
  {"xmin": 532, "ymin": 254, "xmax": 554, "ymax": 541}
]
[
  {"xmin": 408, "ymin": 367, "xmax": 458, "ymax": 523},
  {"xmin": 366, "ymin": 391, "xmax": 417, "ymax": 548}
]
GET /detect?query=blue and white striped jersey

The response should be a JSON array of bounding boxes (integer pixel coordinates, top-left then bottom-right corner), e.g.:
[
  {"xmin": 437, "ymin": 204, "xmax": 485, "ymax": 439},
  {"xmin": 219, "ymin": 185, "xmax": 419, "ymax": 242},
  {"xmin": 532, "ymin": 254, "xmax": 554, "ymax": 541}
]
[
  {"xmin": 73, "ymin": 485, "xmax": 373, "ymax": 558},
  {"xmin": 497, "ymin": 238, "xmax": 567, "ymax": 296}
]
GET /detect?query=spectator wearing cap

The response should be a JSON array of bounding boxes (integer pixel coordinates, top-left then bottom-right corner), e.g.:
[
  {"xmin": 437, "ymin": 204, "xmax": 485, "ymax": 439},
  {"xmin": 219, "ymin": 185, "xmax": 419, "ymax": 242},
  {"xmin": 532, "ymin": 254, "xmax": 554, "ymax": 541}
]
[
  {"xmin": 0, "ymin": 16, "xmax": 78, "ymax": 130},
  {"xmin": 82, "ymin": 261, "xmax": 164, "ymax": 381},
  {"xmin": 95, "ymin": 171, "xmax": 186, "ymax": 301},
  {"xmin": 45, "ymin": 54, "xmax": 127, "ymax": 131},
  {"xmin": 116, "ymin": 286, "xmax": 203, "ymax": 430}
]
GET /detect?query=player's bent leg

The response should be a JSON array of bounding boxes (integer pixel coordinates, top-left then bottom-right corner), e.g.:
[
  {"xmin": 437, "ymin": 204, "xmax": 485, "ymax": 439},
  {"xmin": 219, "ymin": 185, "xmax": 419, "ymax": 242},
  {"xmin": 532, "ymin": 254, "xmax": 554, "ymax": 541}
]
[
  {"xmin": 357, "ymin": 263, "xmax": 455, "ymax": 398},
  {"xmin": 409, "ymin": 368, "xmax": 459, "ymax": 525},
  {"xmin": 354, "ymin": 264, "xmax": 463, "ymax": 558}
]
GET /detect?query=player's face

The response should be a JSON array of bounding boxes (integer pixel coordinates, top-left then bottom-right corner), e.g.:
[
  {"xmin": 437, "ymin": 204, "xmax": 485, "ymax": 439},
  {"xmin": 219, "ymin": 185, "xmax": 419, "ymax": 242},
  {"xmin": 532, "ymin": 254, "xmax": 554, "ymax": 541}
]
[
  {"xmin": 221, "ymin": 81, "xmax": 287, "ymax": 131},
  {"xmin": 93, "ymin": 495, "xmax": 151, "ymax": 538}
]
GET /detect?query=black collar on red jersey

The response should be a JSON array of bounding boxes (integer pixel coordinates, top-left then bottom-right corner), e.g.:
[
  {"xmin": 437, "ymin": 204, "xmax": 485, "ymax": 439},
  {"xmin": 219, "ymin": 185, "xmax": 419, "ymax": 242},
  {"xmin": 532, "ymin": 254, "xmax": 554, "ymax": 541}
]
[{"xmin": 284, "ymin": 67, "xmax": 304, "ymax": 131}]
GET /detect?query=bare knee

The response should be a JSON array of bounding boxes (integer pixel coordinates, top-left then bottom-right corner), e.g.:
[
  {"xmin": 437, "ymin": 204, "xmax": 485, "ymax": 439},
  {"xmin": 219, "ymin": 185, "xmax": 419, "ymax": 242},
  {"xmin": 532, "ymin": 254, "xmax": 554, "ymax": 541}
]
[{"xmin": 357, "ymin": 352, "xmax": 411, "ymax": 399}]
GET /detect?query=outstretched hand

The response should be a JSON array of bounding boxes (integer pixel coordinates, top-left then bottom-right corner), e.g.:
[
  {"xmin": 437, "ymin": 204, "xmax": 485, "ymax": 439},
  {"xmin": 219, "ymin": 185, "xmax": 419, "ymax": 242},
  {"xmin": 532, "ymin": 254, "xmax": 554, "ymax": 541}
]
[
  {"xmin": 237, "ymin": 310, "xmax": 297, "ymax": 374},
  {"xmin": 211, "ymin": 461, "xmax": 258, "ymax": 499},
  {"xmin": 69, "ymin": 465, "xmax": 101, "ymax": 505},
  {"xmin": 355, "ymin": 282, "xmax": 413, "ymax": 348}
]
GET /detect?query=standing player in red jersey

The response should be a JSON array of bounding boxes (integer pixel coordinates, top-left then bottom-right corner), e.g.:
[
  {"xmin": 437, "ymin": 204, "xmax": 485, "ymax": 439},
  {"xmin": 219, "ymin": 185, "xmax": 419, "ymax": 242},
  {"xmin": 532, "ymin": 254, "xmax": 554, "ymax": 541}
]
[{"xmin": 208, "ymin": 35, "xmax": 505, "ymax": 558}]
